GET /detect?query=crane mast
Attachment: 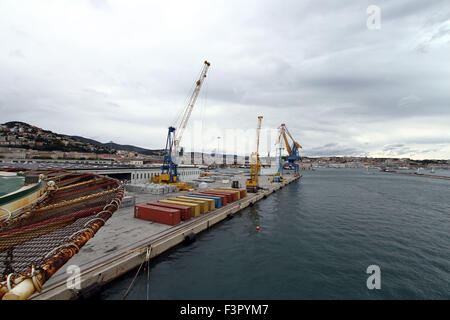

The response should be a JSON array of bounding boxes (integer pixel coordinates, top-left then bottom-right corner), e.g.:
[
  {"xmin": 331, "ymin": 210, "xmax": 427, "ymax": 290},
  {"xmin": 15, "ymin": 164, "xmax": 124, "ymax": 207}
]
[
  {"xmin": 246, "ymin": 116, "xmax": 263, "ymax": 192},
  {"xmin": 256, "ymin": 116, "xmax": 262, "ymax": 156}
]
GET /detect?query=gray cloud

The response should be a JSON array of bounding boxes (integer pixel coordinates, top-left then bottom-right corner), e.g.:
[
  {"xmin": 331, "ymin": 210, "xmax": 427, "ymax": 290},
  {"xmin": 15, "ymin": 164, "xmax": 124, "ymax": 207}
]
[
  {"xmin": 303, "ymin": 143, "xmax": 368, "ymax": 157},
  {"xmin": 0, "ymin": 0, "xmax": 449, "ymax": 159}
]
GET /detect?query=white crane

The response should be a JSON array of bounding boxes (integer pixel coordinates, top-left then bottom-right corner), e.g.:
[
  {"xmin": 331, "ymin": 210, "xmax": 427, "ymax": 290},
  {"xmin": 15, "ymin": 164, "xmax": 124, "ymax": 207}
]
[{"xmin": 172, "ymin": 60, "xmax": 211, "ymax": 163}]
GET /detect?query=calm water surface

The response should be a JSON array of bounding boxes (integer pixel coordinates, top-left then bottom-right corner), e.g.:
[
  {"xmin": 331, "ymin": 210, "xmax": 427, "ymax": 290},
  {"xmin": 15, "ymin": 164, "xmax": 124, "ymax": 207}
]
[{"xmin": 99, "ymin": 168, "xmax": 449, "ymax": 299}]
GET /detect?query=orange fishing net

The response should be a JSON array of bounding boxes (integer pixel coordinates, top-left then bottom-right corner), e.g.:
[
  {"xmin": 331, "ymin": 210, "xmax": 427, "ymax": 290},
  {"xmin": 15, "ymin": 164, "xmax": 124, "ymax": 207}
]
[{"xmin": 0, "ymin": 169, "xmax": 124, "ymax": 299}]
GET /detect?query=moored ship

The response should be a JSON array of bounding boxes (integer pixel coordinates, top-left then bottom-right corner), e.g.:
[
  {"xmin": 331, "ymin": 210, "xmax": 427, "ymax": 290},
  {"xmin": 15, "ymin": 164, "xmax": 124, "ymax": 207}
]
[{"xmin": 0, "ymin": 170, "xmax": 47, "ymax": 222}]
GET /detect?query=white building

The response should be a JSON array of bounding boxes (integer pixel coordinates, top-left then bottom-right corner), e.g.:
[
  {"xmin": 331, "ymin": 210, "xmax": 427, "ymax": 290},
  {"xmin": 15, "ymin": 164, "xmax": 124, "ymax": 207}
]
[
  {"xmin": 129, "ymin": 160, "xmax": 144, "ymax": 165},
  {"xmin": 130, "ymin": 166, "xmax": 201, "ymax": 184}
]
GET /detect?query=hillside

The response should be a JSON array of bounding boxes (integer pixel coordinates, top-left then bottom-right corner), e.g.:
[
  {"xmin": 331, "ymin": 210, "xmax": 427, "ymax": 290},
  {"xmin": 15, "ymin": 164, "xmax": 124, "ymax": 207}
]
[
  {"xmin": 70, "ymin": 135, "xmax": 165, "ymax": 155},
  {"xmin": 0, "ymin": 121, "xmax": 164, "ymax": 155}
]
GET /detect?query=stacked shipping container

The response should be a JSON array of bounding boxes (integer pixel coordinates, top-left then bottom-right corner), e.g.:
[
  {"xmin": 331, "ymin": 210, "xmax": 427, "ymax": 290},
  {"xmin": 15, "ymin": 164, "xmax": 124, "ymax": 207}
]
[{"xmin": 134, "ymin": 188, "xmax": 247, "ymax": 226}]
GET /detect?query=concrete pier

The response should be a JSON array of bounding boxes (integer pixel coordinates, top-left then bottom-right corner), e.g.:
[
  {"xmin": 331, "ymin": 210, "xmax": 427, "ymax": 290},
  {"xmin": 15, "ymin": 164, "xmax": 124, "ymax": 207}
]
[{"xmin": 31, "ymin": 174, "xmax": 301, "ymax": 300}]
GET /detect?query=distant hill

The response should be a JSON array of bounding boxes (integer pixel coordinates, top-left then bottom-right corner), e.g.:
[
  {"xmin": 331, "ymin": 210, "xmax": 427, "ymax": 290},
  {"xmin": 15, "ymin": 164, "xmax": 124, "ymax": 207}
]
[
  {"xmin": 1, "ymin": 121, "xmax": 164, "ymax": 155},
  {"xmin": 70, "ymin": 135, "xmax": 164, "ymax": 155}
]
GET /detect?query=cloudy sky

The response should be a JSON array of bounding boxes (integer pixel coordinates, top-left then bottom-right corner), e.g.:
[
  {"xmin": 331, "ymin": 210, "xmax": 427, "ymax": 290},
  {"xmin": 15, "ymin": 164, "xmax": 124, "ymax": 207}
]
[{"xmin": 1, "ymin": 0, "xmax": 449, "ymax": 159}]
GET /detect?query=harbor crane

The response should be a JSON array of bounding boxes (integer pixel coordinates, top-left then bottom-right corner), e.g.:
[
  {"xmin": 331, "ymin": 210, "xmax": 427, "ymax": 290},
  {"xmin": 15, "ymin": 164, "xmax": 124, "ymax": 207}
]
[
  {"xmin": 246, "ymin": 116, "xmax": 263, "ymax": 192},
  {"xmin": 152, "ymin": 60, "xmax": 211, "ymax": 189},
  {"xmin": 276, "ymin": 123, "xmax": 302, "ymax": 176}
]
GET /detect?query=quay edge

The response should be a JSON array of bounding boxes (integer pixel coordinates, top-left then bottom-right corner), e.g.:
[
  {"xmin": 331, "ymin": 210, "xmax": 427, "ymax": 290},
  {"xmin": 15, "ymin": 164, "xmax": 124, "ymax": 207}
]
[{"xmin": 31, "ymin": 175, "xmax": 301, "ymax": 300}]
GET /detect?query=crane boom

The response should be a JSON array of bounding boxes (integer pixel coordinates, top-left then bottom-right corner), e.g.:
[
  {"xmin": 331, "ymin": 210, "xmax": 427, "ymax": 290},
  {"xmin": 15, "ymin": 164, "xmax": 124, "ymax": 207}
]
[
  {"xmin": 153, "ymin": 60, "xmax": 211, "ymax": 188},
  {"xmin": 281, "ymin": 130, "xmax": 292, "ymax": 155},
  {"xmin": 277, "ymin": 124, "xmax": 302, "ymax": 153},
  {"xmin": 284, "ymin": 125, "xmax": 302, "ymax": 149},
  {"xmin": 173, "ymin": 60, "xmax": 211, "ymax": 157}
]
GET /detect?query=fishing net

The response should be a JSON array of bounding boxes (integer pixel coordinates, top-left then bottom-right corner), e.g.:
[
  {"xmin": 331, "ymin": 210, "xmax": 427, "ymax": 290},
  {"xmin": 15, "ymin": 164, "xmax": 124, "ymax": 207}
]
[{"xmin": 0, "ymin": 169, "xmax": 124, "ymax": 300}]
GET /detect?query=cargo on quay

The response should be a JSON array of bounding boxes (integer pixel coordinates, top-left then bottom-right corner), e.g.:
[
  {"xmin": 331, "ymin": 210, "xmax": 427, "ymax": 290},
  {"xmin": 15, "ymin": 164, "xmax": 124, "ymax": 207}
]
[
  {"xmin": 29, "ymin": 173, "xmax": 300, "ymax": 300},
  {"xmin": 0, "ymin": 165, "xmax": 300, "ymax": 300}
]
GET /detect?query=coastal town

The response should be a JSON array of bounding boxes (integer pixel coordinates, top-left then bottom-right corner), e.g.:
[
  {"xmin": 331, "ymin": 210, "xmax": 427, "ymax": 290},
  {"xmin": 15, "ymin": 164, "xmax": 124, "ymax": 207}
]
[
  {"xmin": 0, "ymin": 122, "xmax": 447, "ymax": 171},
  {"xmin": 0, "ymin": 121, "xmax": 162, "ymax": 165}
]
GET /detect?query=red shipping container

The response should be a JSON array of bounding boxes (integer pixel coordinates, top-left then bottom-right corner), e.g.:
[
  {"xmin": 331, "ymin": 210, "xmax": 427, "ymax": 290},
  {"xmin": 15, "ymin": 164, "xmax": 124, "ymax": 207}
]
[
  {"xmin": 204, "ymin": 191, "xmax": 232, "ymax": 204},
  {"xmin": 194, "ymin": 192, "xmax": 228, "ymax": 205},
  {"xmin": 211, "ymin": 189, "xmax": 238, "ymax": 202},
  {"xmin": 147, "ymin": 202, "xmax": 191, "ymax": 221},
  {"xmin": 134, "ymin": 204, "xmax": 181, "ymax": 225},
  {"xmin": 210, "ymin": 191, "xmax": 234, "ymax": 202},
  {"xmin": 203, "ymin": 190, "xmax": 233, "ymax": 202}
]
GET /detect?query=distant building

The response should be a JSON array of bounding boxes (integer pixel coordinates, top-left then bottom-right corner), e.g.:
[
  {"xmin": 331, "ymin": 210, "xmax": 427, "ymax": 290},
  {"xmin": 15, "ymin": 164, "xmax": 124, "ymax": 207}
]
[{"xmin": 129, "ymin": 159, "xmax": 144, "ymax": 165}]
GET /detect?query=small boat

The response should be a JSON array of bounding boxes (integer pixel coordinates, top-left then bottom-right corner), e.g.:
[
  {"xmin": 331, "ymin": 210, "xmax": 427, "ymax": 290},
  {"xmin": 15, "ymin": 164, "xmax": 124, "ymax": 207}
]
[{"xmin": 0, "ymin": 172, "xmax": 47, "ymax": 221}]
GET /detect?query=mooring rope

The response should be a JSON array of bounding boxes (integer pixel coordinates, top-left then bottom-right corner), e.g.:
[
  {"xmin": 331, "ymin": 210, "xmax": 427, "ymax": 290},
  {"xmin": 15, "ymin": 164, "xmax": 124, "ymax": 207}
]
[
  {"xmin": 122, "ymin": 246, "xmax": 152, "ymax": 300},
  {"xmin": 146, "ymin": 246, "xmax": 152, "ymax": 300}
]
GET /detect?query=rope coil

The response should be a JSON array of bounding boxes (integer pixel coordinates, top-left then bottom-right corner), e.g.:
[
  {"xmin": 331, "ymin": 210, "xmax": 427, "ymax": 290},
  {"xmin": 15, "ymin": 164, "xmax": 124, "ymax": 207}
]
[
  {"xmin": 31, "ymin": 265, "xmax": 42, "ymax": 293},
  {"xmin": 67, "ymin": 228, "xmax": 95, "ymax": 242},
  {"xmin": 83, "ymin": 217, "xmax": 106, "ymax": 228},
  {"xmin": 44, "ymin": 243, "xmax": 80, "ymax": 259},
  {"xmin": 0, "ymin": 208, "xmax": 12, "ymax": 223},
  {"xmin": 6, "ymin": 274, "xmax": 13, "ymax": 291}
]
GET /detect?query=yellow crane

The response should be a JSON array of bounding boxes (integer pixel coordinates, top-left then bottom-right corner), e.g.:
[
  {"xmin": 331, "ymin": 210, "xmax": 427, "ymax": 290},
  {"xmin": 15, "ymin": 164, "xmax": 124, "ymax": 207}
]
[{"xmin": 246, "ymin": 116, "xmax": 263, "ymax": 192}]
